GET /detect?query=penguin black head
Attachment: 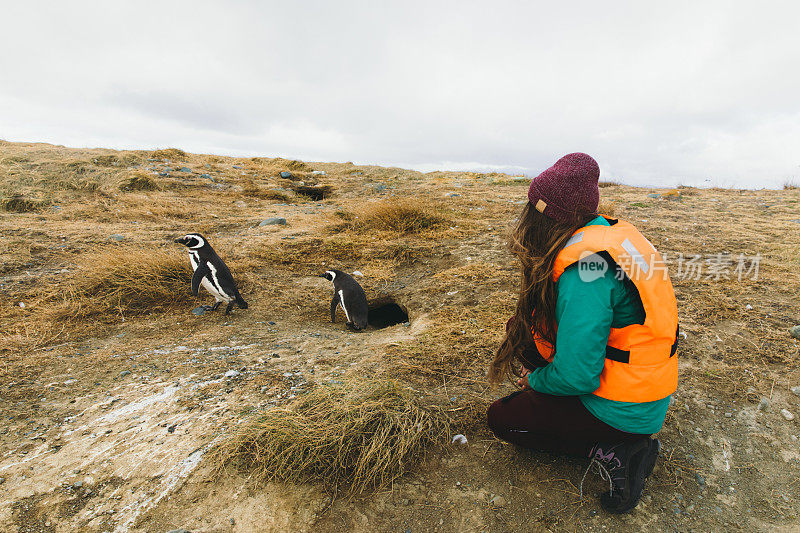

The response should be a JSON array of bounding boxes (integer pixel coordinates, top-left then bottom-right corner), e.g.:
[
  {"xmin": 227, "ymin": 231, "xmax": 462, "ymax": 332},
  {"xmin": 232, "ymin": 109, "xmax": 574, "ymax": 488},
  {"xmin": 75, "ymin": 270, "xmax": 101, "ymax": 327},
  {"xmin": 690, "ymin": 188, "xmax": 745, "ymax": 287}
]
[
  {"xmin": 320, "ymin": 270, "xmax": 339, "ymax": 282},
  {"xmin": 174, "ymin": 233, "xmax": 207, "ymax": 250}
]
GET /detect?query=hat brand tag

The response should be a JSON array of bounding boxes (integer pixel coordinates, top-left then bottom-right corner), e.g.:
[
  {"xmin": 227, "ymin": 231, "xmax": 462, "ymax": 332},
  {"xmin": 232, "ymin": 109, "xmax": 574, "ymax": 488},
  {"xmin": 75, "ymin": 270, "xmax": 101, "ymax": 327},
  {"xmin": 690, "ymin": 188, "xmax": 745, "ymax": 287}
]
[{"xmin": 535, "ymin": 199, "xmax": 547, "ymax": 212}]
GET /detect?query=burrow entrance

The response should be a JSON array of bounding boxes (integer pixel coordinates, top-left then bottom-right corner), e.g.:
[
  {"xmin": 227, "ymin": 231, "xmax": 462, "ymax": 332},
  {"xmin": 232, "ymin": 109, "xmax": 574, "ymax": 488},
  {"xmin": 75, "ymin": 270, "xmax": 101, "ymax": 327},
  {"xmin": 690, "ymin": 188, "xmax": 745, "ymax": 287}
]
[{"xmin": 367, "ymin": 297, "xmax": 409, "ymax": 329}]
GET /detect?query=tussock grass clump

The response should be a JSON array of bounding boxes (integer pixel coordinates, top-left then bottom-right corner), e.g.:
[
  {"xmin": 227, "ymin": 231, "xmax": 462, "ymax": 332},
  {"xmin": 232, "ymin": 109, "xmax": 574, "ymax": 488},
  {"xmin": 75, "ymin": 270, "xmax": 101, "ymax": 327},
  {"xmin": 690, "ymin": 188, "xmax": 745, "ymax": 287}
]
[
  {"xmin": 352, "ymin": 199, "xmax": 446, "ymax": 234},
  {"xmin": 56, "ymin": 246, "xmax": 193, "ymax": 318},
  {"xmin": 1, "ymin": 195, "xmax": 49, "ymax": 212},
  {"xmin": 598, "ymin": 181, "xmax": 620, "ymax": 188},
  {"xmin": 150, "ymin": 148, "xmax": 187, "ymax": 160},
  {"xmin": 242, "ymin": 180, "xmax": 293, "ymax": 202},
  {"xmin": 212, "ymin": 378, "xmax": 449, "ymax": 493},
  {"xmin": 119, "ymin": 172, "xmax": 160, "ymax": 191},
  {"xmin": 598, "ymin": 200, "xmax": 618, "ymax": 216}
]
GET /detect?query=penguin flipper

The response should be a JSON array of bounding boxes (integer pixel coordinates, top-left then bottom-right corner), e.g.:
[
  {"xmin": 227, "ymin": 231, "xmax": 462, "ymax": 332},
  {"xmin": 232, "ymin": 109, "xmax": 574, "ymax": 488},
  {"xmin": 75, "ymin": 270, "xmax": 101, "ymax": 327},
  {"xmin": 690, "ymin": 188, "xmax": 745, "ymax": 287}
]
[
  {"xmin": 191, "ymin": 264, "xmax": 210, "ymax": 296},
  {"xmin": 330, "ymin": 293, "xmax": 340, "ymax": 323}
]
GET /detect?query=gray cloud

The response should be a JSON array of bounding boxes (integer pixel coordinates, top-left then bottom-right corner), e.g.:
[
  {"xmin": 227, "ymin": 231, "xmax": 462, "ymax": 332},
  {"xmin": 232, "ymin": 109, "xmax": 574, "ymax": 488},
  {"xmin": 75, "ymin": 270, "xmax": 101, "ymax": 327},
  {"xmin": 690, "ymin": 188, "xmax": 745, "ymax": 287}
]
[{"xmin": 1, "ymin": 0, "xmax": 799, "ymax": 187}]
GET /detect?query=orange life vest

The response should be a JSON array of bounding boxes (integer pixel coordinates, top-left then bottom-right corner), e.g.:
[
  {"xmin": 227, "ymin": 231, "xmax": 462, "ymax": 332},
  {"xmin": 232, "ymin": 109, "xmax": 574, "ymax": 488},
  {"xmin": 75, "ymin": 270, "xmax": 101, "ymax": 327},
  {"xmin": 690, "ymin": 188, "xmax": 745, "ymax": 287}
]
[{"xmin": 532, "ymin": 217, "xmax": 679, "ymax": 403}]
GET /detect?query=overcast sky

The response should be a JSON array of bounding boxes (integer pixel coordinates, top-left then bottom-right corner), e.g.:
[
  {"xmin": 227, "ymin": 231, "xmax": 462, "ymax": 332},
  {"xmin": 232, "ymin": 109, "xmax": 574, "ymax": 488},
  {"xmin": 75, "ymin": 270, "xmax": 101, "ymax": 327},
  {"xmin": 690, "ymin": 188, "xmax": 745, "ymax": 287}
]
[{"xmin": 1, "ymin": 1, "xmax": 799, "ymax": 188}]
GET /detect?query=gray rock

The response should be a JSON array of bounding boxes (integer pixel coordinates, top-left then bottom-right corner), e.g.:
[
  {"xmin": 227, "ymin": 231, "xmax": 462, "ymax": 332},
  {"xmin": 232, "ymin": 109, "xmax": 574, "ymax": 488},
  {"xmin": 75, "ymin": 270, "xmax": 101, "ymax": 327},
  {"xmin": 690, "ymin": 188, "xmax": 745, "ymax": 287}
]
[
  {"xmin": 758, "ymin": 397, "xmax": 770, "ymax": 411},
  {"xmin": 73, "ymin": 481, "xmax": 83, "ymax": 489},
  {"xmin": 233, "ymin": 200, "xmax": 247, "ymax": 208},
  {"xmin": 224, "ymin": 370, "xmax": 241, "ymax": 378},
  {"xmin": 311, "ymin": 170, "xmax": 326, "ymax": 176},
  {"xmin": 191, "ymin": 306, "xmax": 207, "ymax": 316},
  {"xmin": 280, "ymin": 171, "xmax": 292, "ymax": 178},
  {"xmin": 695, "ymin": 473, "xmax": 706, "ymax": 490},
  {"xmin": 489, "ymin": 495, "xmax": 507, "ymax": 508},
  {"xmin": 233, "ymin": 165, "xmax": 243, "ymax": 169},
  {"xmin": 165, "ymin": 529, "xmax": 191, "ymax": 533},
  {"xmin": 791, "ymin": 386, "xmax": 800, "ymax": 397},
  {"xmin": 119, "ymin": 370, "xmax": 131, "ymax": 378},
  {"xmin": 179, "ymin": 167, "xmax": 192, "ymax": 173},
  {"xmin": 109, "ymin": 234, "xmax": 125, "ymax": 241},
  {"xmin": 371, "ymin": 183, "xmax": 387, "ymax": 192},
  {"xmin": 647, "ymin": 193, "xmax": 662, "ymax": 199},
  {"xmin": 259, "ymin": 218, "xmax": 287, "ymax": 226},
  {"xmin": 199, "ymin": 173, "xmax": 214, "ymax": 181},
  {"xmin": 790, "ymin": 325, "xmax": 800, "ymax": 340},
  {"xmin": 781, "ymin": 408, "xmax": 795, "ymax": 421}
]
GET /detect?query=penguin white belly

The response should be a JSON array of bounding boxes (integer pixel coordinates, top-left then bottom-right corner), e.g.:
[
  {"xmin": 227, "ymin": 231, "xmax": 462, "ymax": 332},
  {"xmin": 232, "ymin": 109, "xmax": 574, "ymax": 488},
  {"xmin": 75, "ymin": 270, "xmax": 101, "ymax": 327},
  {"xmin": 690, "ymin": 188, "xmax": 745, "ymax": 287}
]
[{"xmin": 205, "ymin": 263, "xmax": 233, "ymax": 302}]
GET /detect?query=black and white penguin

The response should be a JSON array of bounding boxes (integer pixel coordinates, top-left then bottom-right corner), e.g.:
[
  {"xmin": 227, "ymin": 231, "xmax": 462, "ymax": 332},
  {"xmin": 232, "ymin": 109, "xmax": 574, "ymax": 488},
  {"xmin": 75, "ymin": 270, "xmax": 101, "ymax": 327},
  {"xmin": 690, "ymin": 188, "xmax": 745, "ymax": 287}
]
[
  {"xmin": 174, "ymin": 233, "xmax": 248, "ymax": 314},
  {"xmin": 321, "ymin": 269, "xmax": 368, "ymax": 330}
]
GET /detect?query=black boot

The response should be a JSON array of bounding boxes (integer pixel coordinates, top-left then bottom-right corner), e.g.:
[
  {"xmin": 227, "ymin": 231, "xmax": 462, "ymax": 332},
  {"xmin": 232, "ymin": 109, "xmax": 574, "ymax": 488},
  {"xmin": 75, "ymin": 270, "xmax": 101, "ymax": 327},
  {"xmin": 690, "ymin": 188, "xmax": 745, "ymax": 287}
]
[{"xmin": 583, "ymin": 438, "xmax": 660, "ymax": 514}]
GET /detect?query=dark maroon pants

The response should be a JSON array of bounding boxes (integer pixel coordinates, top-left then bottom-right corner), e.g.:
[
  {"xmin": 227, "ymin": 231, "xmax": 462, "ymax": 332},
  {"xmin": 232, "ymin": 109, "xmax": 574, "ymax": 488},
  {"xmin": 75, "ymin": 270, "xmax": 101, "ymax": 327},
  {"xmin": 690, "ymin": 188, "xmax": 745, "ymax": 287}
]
[{"xmin": 487, "ymin": 389, "xmax": 649, "ymax": 457}]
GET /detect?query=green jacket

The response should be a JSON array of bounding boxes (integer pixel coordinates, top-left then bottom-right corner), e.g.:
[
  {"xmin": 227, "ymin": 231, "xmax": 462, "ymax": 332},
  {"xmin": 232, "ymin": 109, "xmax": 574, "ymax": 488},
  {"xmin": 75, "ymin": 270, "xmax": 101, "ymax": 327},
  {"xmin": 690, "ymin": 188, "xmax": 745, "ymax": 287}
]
[{"xmin": 528, "ymin": 216, "xmax": 670, "ymax": 434}]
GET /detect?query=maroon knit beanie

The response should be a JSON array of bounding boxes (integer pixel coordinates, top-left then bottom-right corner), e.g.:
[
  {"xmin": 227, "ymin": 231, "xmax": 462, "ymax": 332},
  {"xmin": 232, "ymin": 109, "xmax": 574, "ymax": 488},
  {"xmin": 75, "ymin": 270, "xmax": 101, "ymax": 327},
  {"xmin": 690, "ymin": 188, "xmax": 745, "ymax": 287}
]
[{"xmin": 527, "ymin": 153, "xmax": 600, "ymax": 223}]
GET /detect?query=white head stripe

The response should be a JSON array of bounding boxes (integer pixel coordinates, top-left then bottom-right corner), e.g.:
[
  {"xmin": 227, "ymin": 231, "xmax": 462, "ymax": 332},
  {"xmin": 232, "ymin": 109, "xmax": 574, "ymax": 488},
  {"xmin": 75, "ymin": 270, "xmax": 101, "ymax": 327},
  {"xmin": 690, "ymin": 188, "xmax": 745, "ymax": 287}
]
[
  {"xmin": 564, "ymin": 233, "xmax": 584, "ymax": 248},
  {"xmin": 187, "ymin": 235, "xmax": 205, "ymax": 249},
  {"xmin": 326, "ymin": 270, "xmax": 336, "ymax": 280},
  {"xmin": 621, "ymin": 238, "xmax": 650, "ymax": 273}
]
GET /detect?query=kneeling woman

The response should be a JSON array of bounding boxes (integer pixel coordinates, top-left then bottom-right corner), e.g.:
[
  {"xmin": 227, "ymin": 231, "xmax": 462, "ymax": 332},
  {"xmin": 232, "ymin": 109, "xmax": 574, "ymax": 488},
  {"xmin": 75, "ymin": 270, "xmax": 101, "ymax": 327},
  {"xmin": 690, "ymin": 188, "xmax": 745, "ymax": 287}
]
[{"xmin": 488, "ymin": 153, "xmax": 679, "ymax": 513}]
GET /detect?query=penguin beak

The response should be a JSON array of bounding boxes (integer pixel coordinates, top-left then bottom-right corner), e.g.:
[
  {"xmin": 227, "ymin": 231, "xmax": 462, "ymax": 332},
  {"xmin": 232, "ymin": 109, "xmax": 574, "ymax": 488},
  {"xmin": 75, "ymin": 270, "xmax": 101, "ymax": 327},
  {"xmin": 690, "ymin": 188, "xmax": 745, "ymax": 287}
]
[{"xmin": 173, "ymin": 237, "xmax": 185, "ymax": 245}]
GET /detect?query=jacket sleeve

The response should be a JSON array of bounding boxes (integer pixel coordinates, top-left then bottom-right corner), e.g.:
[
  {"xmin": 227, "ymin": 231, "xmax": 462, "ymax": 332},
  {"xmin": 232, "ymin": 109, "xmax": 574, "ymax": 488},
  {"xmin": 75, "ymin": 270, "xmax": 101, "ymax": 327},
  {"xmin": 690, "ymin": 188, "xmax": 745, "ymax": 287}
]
[{"xmin": 528, "ymin": 260, "xmax": 615, "ymax": 396}]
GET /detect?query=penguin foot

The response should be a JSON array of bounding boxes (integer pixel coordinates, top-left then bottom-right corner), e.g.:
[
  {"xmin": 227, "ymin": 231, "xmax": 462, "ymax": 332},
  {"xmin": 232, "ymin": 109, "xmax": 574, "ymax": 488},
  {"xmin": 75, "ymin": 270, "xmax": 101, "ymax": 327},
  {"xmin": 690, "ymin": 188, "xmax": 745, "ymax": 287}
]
[
  {"xmin": 210, "ymin": 302, "xmax": 222, "ymax": 312},
  {"xmin": 201, "ymin": 305, "xmax": 214, "ymax": 311}
]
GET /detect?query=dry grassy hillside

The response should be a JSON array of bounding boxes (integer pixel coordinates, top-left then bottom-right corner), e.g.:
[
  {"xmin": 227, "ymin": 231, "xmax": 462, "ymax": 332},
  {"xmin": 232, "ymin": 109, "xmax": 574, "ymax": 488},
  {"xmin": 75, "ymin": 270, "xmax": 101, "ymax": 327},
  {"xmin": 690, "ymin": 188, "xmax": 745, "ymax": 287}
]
[{"xmin": 1, "ymin": 140, "xmax": 799, "ymax": 532}]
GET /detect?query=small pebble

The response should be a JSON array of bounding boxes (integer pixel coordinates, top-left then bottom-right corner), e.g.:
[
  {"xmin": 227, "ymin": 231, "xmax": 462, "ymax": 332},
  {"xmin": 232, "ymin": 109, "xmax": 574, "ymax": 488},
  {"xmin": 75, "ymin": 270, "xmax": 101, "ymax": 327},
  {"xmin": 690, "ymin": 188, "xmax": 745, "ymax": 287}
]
[
  {"xmin": 791, "ymin": 386, "xmax": 800, "ymax": 397},
  {"xmin": 191, "ymin": 306, "xmax": 207, "ymax": 316},
  {"xmin": 119, "ymin": 370, "xmax": 131, "ymax": 378},
  {"xmin": 488, "ymin": 495, "xmax": 507, "ymax": 508},
  {"xmin": 758, "ymin": 397, "xmax": 769, "ymax": 411},
  {"xmin": 695, "ymin": 473, "xmax": 706, "ymax": 490},
  {"xmin": 224, "ymin": 370, "xmax": 241, "ymax": 378},
  {"xmin": 451, "ymin": 434, "xmax": 468, "ymax": 445},
  {"xmin": 790, "ymin": 325, "xmax": 800, "ymax": 340},
  {"xmin": 781, "ymin": 409, "xmax": 795, "ymax": 421}
]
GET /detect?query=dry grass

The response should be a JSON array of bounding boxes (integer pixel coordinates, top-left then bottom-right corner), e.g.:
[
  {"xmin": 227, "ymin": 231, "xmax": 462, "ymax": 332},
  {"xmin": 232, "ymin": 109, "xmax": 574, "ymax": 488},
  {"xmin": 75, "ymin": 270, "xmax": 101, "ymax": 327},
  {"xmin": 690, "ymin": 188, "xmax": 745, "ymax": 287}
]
[
  {"xmin": 242, "ymin": 179, "xmax": 293, "ymax": 202},
  {"xmin": 118, "ymin": 171, "xmax": 160, "ymax": 191},
  {"xmin": 0, "ymin": 245, "xmax": 195, "ymax": 353},
  {"xmin": 211, "ymin": 378, "xmax": 449, "ymax": 493},
  {"xmin": 1, "ymin": 195, "xmax": 49, "ymax": 212},
  {"xmin": 55, "ymin": 245, "xmax": 194, "ymax": 318},
  {"xmin": 150, "ymin": 148, "xmax": 187, "ymax": 160},
  {"xmin": 598, "ymin": 181, "xmax": 620, "ymax": 188},
  {"xmin": 349, "ymin": 198, "xmax": 446, "ymax": 234}
]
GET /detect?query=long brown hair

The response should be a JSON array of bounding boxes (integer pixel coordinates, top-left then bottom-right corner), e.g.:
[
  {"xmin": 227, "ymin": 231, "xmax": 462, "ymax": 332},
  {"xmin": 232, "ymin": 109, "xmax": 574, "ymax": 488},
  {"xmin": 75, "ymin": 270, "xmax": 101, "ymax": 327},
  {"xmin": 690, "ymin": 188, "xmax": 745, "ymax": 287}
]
[{"xmin": 489, "ymin": 203, "xmax": 595, "ymax": 385}]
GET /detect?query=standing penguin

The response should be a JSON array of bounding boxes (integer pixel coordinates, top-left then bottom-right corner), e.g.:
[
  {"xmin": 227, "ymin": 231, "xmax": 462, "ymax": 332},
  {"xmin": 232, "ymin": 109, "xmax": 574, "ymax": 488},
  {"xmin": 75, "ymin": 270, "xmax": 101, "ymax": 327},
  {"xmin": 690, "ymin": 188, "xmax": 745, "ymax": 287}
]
[
  {"xmin": 174, "ymin": 233, "xmax": 248, "ymax": 314},
  {"xmin": 321, "ymin": 269, "xmax": 368, "ymax": 330}
]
